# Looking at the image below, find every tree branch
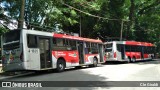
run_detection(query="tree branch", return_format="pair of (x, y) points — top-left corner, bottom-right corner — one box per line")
(138, 0), (160, 15)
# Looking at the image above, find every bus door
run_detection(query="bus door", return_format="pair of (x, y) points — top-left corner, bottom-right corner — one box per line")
(121, 45), (125, 59)
(39, 37), (52, 69)
(27, 34), (40, 70)
(98, 44), (104, 62)
(77, 41), (85, 64)
(117, 44), (125, 60)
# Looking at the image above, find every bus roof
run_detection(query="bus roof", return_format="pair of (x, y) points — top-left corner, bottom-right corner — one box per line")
(53, 33), (102, 43)
(104, 41), (154, 46)
(125, 41), (154, 46)
(20, 29), (102, 43)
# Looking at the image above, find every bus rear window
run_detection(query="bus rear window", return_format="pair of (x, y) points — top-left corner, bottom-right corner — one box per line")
(105, 43), (113, 52)
(3, 30), (20, 43)
(105, 48), (112, 52)
(106, 43), (113, 48)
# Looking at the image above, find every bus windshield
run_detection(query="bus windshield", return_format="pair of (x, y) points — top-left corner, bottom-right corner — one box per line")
(3, 30), (20, 43)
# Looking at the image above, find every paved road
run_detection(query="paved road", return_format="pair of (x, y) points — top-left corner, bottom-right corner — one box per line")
(0, 59), (160, 90)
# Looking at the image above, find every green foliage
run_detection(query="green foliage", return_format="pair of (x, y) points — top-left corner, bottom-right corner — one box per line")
(0, 0), (160, 52)
(0, 27), (8, 35)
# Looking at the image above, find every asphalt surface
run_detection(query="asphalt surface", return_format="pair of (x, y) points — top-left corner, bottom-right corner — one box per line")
(0, 59), (160, 90)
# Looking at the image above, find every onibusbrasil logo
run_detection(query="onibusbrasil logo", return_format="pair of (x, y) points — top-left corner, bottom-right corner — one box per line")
(2, 82), (42, 87)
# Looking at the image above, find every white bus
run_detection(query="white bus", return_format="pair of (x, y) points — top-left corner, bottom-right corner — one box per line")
(104, 41), (155, 62)
(1, 29), (105, 72)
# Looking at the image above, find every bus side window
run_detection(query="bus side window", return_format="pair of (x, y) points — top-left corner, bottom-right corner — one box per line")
(131, 46), (136, 52)
(90, 43), (98, 54)
(65, 39), (69, 46)
(27, 35), (37, 48)
(85, 42), (90, 54)
(69, 40), (77, 50)
(144, 46), (147, 53)
(53, 38), (57, 45)
(125, 45), (130, 52)
(56, 38), (63, 46)
(137, 46), (141, 52)
(117, 44), (121, 52)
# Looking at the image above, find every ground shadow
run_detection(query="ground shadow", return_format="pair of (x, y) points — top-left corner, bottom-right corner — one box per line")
(132, 59), (160, 65)
(102, 59), (160, 65)
(0, 65), (112, 90)
(0, 65), (106, 80)
(103, 61), (127, 65)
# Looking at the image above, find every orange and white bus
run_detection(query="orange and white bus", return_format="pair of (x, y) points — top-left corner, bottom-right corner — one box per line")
(104, 41), (155, 62)
(1, 29), (105, 72)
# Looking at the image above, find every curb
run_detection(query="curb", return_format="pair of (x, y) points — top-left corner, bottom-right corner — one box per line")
(0, 66), (2, 74)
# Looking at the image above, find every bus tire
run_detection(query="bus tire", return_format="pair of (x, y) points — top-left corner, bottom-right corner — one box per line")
(127, 57), (131, 63)
(56, 59), (66, 72)
(131, 57), (136, 63)
(151, 55), (154, 60)
(93, 57), (98, 67)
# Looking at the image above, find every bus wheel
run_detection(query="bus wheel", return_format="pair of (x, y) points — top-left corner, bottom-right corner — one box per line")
(131, 57), (136, 63)
(93, 58), (98, 67)
(151, 55), (154, 60)
(56, 59), (65, 72)
(127, 57), (131, 63)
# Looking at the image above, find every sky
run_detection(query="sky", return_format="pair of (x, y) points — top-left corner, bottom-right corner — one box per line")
(0, 2), (27, 30)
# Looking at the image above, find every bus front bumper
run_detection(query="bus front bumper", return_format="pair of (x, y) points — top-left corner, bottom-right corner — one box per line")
(2, 63), (24, 72)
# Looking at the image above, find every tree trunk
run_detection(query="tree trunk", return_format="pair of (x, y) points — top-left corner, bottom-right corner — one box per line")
(18, 0), (25, 29)
(126, 0), (135, 40)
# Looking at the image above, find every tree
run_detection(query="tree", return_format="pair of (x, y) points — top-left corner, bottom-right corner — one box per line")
(0, 6), (9, 33)
(0, 0), (159, 50)
(18, 0), (25, 29)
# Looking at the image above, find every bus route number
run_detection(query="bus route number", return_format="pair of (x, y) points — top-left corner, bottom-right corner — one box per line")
(29, 49), (38, 54)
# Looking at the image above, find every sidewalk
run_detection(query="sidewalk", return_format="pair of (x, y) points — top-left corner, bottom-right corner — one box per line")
(0, 64), (2, 73)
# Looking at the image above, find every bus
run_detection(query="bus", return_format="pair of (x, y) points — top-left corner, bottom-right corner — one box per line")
(1, 29), (105, 72)
(104, 41), (155, 62)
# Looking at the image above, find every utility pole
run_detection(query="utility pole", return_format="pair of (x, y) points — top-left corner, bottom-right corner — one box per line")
(120, 20), (124, 41)
(79, 6), (82, 37)
(18, 0), (25, 29)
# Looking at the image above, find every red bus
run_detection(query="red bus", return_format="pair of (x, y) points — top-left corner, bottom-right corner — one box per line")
(1, 29), (105, 72)
(104, 41), (155, 62)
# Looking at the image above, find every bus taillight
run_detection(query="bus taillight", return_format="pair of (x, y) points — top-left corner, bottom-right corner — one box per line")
(114, 52), (117, 58)
(20, 52), (23, 61)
